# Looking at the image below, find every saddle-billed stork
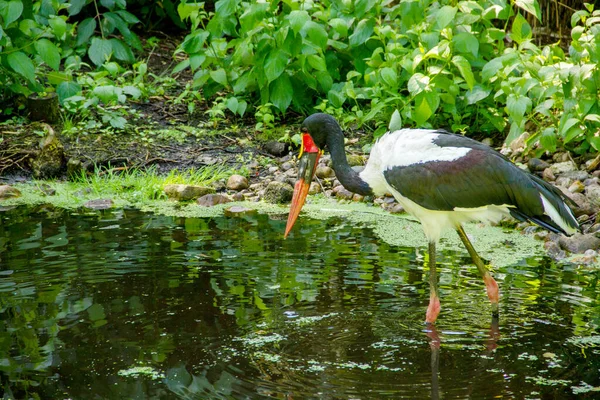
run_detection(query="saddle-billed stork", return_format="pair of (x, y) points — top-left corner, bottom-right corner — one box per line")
(285, 113), (579, 324)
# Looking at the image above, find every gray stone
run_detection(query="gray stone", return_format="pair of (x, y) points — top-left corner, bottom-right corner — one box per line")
(309, 181), (321, 195)
(544, 241), (566, 260)
(227, 174), (249, 191)
(542, 168), (556, 181)
(263, 181), (293, 204)
(30, 130), (64, 179)
(527, 158), (550, 172)
(164, 184), (215, 201)
(550, 161), (578, 175)
(0, 185), (21, 200)
(197, 194), (232, 207)
(232, 192), (244, 201)
(336, 188), (354, 200)
(84, 199), (113, 210)
(568, 181), (585, 193)
(224, 205), (257, 217)
(281, 161), (294, 171)
(316, 165), (335, 179)
(559, 233), (600, 253)
(263, 141), (289, 156)
(562, 170), (590, 182)
(67, 158), (84, 177)
(584, 184), (600, 208)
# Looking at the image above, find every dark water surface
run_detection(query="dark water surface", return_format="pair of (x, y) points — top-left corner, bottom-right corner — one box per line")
(1, 205), (599, 399)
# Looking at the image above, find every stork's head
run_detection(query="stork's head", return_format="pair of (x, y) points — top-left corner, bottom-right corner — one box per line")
(284, 114), (337, 238)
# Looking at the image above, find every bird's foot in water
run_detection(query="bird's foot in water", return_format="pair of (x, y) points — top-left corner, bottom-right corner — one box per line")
(483, 274), (499, 317)
(425, 294), (441, 324)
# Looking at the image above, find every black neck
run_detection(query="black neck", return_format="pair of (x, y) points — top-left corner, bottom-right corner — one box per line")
(326, 126), (373, 196)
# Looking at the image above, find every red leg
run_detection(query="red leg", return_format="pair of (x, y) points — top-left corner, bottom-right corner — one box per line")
(426, 241), (441, 324)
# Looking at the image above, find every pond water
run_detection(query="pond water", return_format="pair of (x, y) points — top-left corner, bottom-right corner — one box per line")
(1, 205), (599, 399)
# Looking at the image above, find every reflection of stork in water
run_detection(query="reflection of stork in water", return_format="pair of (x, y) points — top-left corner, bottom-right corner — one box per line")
(285, 113), (580, 323)
(426, 317), (500, 399)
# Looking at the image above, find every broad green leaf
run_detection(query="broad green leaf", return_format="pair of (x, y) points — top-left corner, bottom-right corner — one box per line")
(233, 72), (253, 94)
(413, 91), (439, 125)
(436, 6), (457, 29)
(210, 68), (228, 85)
(349, 18), (375, 47)
(77, 18), (97, 47)
(264, 49), (288, 82)
(49, 16), (67, 39)
(0, 0), (23, 26)
(316, 71), (333, 92)
(564, 126), (584, 143)
(7, 51), (35, 83)
(584, 114), (600, 123)
(481, 57), (503, 82)
(57, 81), (81, 103)
(379, 67), (397, 87)
(304, 21), (328, 49)
(100, 0), (115, 10)
(215, 0), (238, 16)
(123, 85), (141, 99)
(329, 18), (348, 38)
(181, 30), (209, 54)
(451, 55), (475, 89)
(68, 0), (86, 15)
(355, 0), (376, 18)
(539, 127), (557, 152)
(506, 94), (531, 124)
(515, 0), (541, 21)
(465, 86), (490, 105)
(327, 89), (346, 108)
(115, 10), (140, 24)
(388, 109), (402, 131)
(172, 59), (189, 74)
(452, 32), (479, 57)
(560, 117), (580, 137)
(288, 10), (310, 34)
(307, 54), (326, 71)
(46, 70), (69, 85)
(88, 37), (112, 66)
(93, 85), (120, 103)
(189, 54), (206, 70)
(407, 73), (429, 95)
(34, 38), (60, 70)
(226, 96), (239, 114)
(511, 13), (532, 44)
(270, 74), (293, 111)
(109, 38), (134, 63)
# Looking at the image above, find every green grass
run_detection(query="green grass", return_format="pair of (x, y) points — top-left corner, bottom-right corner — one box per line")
(68, 164), (235, 203)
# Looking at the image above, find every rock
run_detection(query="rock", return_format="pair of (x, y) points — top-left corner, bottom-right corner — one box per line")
(346, 154), (364, 167)
(227, 174), (249, 191)
(0, 185), (21, 200)
(571, 250), (598, 264)
(559, 233), (600, 253)
(481, 138), (494, 147)
(568, 181), (585, 193)
(268, 166), (279, 174)
(352, 193), (365, 202)
(67, 158), (84, 177)
(528, 158), (550, 172)
(584, 184), (600, 208)
(30, 127), (64, 179)
(316, 165), (335, 179)
(281, 161), (294, 171)
(224, 205), (257, 217)
(549, 161), (578, 175)
(84, 199), (113, 210)
(562, 170), (590, 182)
(336, 188), (354, 200)
(544, 241), (566, 260)
(212, 179), (226, 192)
(387, 203), (405, 214)
(555, 177), (572, 188)
(263, 141), (289, 157)
(562, 190), (596, 216)
(285, 168), (297, 177)
(542, 168), (556, 181)
(197, 193), (232, 207)
(308, 182), (321, 195)
(232, 192), (244, 201)
(263, 181), (293, 204)
(164, 184), (215, 201)
(552, 152), (570, 163)
(38, 184), (56, 196)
